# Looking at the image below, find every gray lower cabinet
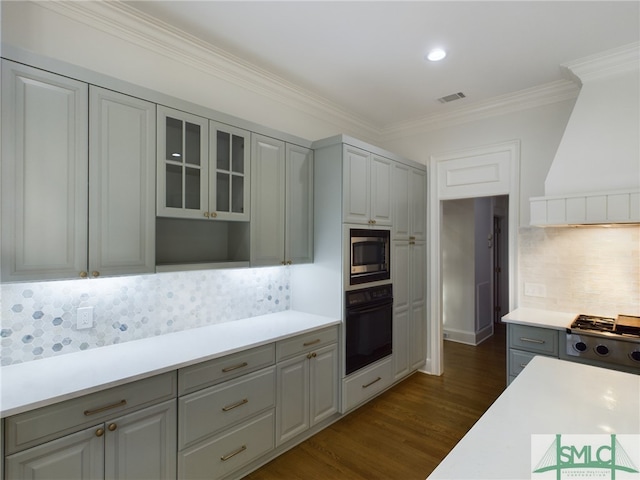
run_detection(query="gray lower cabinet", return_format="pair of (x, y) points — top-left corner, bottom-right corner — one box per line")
(275, 341), (339, 446)
(507, 323), (559, 384)
(4, 373), (177, 480)
(177, 345), (277, 480)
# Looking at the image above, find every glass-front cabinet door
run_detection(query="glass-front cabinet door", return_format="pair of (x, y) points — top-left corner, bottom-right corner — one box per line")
(209, 121), (250, 221)
(157, 106), (208, 218)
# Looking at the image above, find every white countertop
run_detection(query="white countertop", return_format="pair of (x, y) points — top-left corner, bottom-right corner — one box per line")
(501, 307), (577, 330)
(427, 356), (640, 480)
(0, 310), (339, 418)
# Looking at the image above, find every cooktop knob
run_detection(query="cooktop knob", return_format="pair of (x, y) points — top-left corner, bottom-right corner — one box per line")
(630, 351), (640, 362)
(574, 341), (587, 352)
(595, 344), (609, 356)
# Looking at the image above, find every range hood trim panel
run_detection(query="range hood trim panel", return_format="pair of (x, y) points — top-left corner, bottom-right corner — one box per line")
(531, 43), (640, 227)
(530, 189), (640, 226)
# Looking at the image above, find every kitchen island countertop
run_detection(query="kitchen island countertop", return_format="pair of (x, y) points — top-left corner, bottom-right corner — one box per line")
(0, 310), (339, 418)
(427, 355), (640, 479)
(501, 307), (577, 330)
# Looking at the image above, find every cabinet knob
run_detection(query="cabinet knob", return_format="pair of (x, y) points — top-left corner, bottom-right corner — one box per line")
(211, 212), (217, 218)
(80, 271), (88, 279)
(108, 423), (117, 432)
(95, 428), (105, 437)
(91, 271), (100, 278)
(204, 212), (210, 218)
(286, 260), (293, 265)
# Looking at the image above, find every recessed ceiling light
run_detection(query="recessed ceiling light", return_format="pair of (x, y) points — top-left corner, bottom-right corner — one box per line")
(426, 48), (447, 62)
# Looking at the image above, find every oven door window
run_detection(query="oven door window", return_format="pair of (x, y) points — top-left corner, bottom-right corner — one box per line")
(346, 301), (393, 375)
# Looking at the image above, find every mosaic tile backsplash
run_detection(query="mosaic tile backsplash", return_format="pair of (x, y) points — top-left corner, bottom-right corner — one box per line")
(1, 267), (290, 365)
(518, 226), (640, 316)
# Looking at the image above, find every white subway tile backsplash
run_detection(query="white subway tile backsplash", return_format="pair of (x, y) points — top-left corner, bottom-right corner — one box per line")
(518, 226), (640, 317)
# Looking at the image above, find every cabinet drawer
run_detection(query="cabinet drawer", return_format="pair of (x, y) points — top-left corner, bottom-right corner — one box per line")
(179, 344), (275, 395)
(276, 326), (338, 361)
(509, 349), (539, 377)
(178, 367), (275, 449)
(178, 410), (274, 480)
(5, 372), (177, 455)
(508, 324), (558, 356)
(342, 357), (392, 413)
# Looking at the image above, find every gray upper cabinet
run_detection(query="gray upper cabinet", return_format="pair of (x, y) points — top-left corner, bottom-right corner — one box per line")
(156, 106), (209, 219)
(1, 60), (89, 282)
(285, 143), (314, 265)
(89, 86), (156, 277)
(209, 121), (251, 222)
(1, 60), (156, 282)
(251, 135), (313, 267)
(156, 107), (251, 222)
(343, 145), (392, 226)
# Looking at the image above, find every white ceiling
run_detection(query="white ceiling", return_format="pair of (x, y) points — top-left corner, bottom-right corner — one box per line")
(125, 1), (639, 130)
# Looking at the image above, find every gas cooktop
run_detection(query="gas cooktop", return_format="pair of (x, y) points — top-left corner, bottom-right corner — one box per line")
(569, 314), (640, 339)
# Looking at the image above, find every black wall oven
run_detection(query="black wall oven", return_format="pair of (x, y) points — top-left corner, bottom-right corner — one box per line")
(349, 228), (390, 285)
(345, 284), (393, 375)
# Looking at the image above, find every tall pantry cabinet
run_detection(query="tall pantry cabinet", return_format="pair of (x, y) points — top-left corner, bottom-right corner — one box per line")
(1, 60), (156, 282)
(309, 135), (427, 412)
(392, 164), (427, 379)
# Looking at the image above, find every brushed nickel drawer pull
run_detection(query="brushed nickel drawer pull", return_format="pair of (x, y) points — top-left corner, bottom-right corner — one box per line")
(84, 399), (127, 416)
(303, 339), (321, 347)
(221, 445), (246, 461)
(222, 362), (248, 373)
(362, 377), (382, 389)
(520, 337), (545, 344)
(222, 398), (249, 412)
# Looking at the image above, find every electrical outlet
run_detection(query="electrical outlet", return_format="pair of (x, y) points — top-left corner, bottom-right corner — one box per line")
(77, 306), (94, 330)
(524, 283), (547, 298)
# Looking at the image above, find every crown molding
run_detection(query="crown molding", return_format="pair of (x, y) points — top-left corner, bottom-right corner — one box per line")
(380, 79), (580, 142)
(39, 0), (381, 140)
(38, 0), (582, 142)
(563, 42), (640, 83)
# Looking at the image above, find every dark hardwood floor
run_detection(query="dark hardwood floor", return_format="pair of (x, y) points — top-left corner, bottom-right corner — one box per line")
(244, 323), (506, 480)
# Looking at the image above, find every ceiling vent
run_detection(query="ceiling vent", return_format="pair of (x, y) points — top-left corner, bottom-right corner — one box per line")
(438, 92), (466, 103)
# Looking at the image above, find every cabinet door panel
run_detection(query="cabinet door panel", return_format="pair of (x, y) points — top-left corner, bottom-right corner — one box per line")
(157, 106), (208, 218)
(409, 301), (426, 370)
(251, 134), (285, 266)
(310, 344), (338, 425)
(6, 426), (104, 480)
(89, 86), (156, 277)
(105, 400), (177, 480)
(1, 60), (88, 281)
(285, 144), (314, 264)
(209, 121), (250, 221)
(410, 168), (427, 240)
(370, 155), (393, 226)
(276, 356), (309, 446)
(393, 307), (410, 379)
(393, 164), (410, 239)
(342, 145), (370, 224)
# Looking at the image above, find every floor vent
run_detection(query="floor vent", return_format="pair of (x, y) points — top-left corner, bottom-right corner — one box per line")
(438, 92), (466, 103)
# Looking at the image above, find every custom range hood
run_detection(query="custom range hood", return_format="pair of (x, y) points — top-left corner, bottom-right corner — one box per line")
(530, 43), (640, 226)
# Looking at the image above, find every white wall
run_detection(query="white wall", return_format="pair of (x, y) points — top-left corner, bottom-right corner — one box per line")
(381, 100), (576, 227)
(441, 199), (475, 341)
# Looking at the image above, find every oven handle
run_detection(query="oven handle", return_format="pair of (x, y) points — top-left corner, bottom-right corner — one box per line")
(347, 300), (393, 316)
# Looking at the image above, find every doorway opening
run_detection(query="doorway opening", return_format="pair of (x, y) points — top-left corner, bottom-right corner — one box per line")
(441, 195), (509, 346)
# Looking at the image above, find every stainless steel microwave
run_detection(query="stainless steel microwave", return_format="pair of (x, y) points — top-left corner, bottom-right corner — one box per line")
(349, 228), (390, 285)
